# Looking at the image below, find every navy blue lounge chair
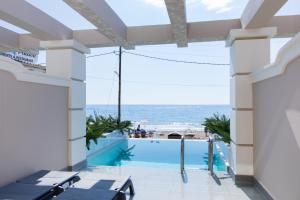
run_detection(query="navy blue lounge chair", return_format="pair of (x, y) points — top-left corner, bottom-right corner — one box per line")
(54, 188), (121, 200)
(17, 170), (79, 187)
(55, 172), (134, 200)
(0, 170), (135, 200)
(0, 183), (53, 200)
(0, 170), (79, 200)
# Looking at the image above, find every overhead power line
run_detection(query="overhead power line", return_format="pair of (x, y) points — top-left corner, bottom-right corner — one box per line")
(86, 51), (116, 58)
(40, 50), (230, 66)
(135, 49), (226, 58)
(84, 50), (230, 66)
(122, 51), (230, 66)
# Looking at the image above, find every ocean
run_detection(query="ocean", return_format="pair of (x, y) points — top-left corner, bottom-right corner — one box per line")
(86, 105), (230, 130)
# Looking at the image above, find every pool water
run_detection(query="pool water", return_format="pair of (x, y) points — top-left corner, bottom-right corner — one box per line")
(88, 139), (226, 171)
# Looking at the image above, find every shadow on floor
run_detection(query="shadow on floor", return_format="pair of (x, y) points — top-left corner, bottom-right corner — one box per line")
(181, 170), (188, 184)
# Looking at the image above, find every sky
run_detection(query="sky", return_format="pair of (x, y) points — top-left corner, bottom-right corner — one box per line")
(1, 0), (298, 105)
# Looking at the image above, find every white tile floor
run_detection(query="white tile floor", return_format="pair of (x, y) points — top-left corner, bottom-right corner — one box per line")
(86, 166), (266, 200)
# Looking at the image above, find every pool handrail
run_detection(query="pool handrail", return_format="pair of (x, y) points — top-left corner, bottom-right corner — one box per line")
(180, 136), (185, 174)
(208, 134), (215, 175)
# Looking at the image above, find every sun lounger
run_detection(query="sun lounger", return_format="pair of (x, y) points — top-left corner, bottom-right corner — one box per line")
(0, 170), (80, 200)
(0, 170), (134, 200)
(54, 172), (134, 200)
(77, 172), (135, 195)
(17, 170), (79, 188)
(0, 183), (54, 200)
(0, 170), (135, 200)
(0, 193), (34, 200)
(53, 188), (123, 200)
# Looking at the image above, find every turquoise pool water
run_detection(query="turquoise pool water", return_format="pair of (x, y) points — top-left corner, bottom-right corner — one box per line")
(88, 139), (226, 171)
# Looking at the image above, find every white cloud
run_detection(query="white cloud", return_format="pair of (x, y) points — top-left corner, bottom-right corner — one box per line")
(141, 0), (233, 13)
(200, 0), (233, 12)
(216, 6), (233, 13)
(142, 0), (165, 8)
(187, 0), (234, 13)
(186, 0), (202, 7)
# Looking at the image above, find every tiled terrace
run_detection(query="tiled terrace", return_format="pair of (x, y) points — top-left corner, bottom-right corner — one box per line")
(85, 166), (266, 200)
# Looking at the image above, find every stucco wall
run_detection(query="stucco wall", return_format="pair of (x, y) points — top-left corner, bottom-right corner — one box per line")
(253, 57), (300, 199)
(0, 70), (68, 187)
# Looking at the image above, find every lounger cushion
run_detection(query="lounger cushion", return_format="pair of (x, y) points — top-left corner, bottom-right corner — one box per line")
(17, 170), (78, 181)
(54, 188), (118, 200)
(0, 193), (33, 200)
(0, 171), (80, 200)
(79, 173), (130, 183)
(72, 179), (124, 191)
(29, 170), (78, 178)
(18, 177), (69, 186)
(17, 170), (78, 186)
(77, 173), (130, 191)
(0, 183), (52, 199)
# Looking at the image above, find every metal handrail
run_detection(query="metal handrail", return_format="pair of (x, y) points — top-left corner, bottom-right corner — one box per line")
(180, 136), (185, 174)
(208, 134), (214, 175)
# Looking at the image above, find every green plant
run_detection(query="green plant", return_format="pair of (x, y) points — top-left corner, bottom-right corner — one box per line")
(202, 113), (230, 143)
(85, 113), (132, 150)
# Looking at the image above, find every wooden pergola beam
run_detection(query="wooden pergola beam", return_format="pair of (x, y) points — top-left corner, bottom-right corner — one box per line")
(0, 0), (72, 40)
(2, 16), (300, 51)
(241, 0), (287, 29)
(164, 0), (188, 47)
(63, 0), (133, 49)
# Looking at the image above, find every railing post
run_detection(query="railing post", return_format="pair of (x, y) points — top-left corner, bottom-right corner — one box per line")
(180, 136), (185, 173)
(208, 134), (214, 175)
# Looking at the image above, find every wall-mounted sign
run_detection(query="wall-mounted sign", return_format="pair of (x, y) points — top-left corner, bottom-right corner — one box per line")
(0, 51), (38, 65)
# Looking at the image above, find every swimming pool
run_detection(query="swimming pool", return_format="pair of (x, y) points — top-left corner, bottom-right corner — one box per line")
(87, 139), (227, 171)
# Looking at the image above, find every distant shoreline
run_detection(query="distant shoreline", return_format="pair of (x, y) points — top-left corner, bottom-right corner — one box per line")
(128, 129), (208, 140)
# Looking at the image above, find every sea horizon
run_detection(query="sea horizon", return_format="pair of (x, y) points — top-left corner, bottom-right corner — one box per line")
(86, 104), (230, 130)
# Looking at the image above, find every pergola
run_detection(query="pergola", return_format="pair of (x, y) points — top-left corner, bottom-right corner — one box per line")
(0, 0), (298, 51)
(0, 0), (298, 186)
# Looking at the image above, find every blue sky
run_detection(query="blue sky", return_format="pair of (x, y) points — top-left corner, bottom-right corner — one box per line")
(1, 0), (297, 105)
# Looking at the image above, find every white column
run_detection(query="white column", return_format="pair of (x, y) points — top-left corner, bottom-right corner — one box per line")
(226, 27), (276, 183)
(41, 40), (90, 170)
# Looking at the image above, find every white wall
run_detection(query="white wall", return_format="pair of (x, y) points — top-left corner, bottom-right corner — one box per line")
(0, 69), (69, 187)
(253, 57), (300, 199)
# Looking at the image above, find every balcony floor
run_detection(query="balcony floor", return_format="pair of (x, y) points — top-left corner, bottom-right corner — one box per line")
(85, 166), (266, 200)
